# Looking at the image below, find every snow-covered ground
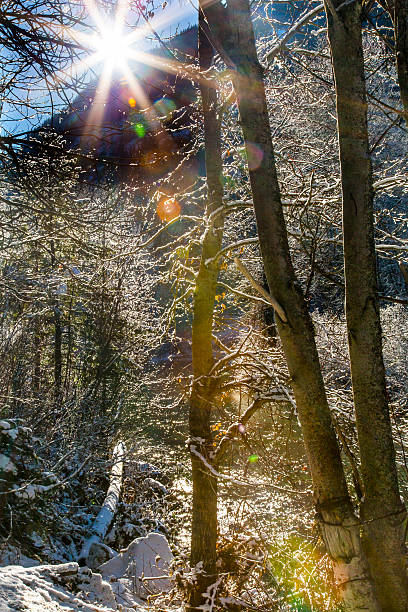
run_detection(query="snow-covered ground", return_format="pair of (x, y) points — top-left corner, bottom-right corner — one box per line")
(0, 562), (119, 611)
(0, 534), (174, 611)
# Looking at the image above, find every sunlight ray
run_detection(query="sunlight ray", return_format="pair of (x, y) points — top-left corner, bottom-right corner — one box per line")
(120, 63), (176, 175)
(119, 64), (152, 112)
(39, 1), (201, 109)
(83, 0), (107, 34)
(125, 49), (217, 93)
(113, 0), (130, 34)
(120, 63), (164, 138)
(82, 61), (114, 148)
(43, 0), (209, 156)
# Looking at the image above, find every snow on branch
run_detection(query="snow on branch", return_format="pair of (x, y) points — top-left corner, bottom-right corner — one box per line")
(233, 257), (287, 322)
(266, 4), (325, 64)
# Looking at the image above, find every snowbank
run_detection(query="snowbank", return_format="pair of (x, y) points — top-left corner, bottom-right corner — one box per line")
(0, 533), (174, 611)
(99, 533), (173, 603)
(0, 562), (142, 611)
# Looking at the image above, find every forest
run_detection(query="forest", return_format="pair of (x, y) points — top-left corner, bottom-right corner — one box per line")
(0, 0), (408, 610)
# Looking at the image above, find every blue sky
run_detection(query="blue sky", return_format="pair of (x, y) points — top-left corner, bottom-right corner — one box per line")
(0, 0), (198, 136)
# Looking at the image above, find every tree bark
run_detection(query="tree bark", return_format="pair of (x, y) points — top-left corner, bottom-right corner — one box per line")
(33, 316), (42, 395)
(50, 241), (62, 407)
(378, 0), (408, 119)
(202, 0), (380, 608)
(394, 0), (408, 119)
(187, 12), (224, 610)
(325, 2), (408, 609)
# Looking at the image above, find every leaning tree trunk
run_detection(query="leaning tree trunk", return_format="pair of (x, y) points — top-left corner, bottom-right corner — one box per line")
(202, 0), (380, 608)
(187, 12), (225, 610)
(325, 2), (408, 609)
(78, 441), (125, 569)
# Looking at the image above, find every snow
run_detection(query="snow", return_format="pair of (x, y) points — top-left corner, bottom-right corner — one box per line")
(90, 443), (125, 539)
(1, 427), (18, 440)
(0, 563), (147, 611)
(98, 533), (173, 602)
(144, 478), (168, 495)
(13, 483), (47, 499)
(79, 443), (125, 568)
(135, 462), (162, 477)
(0, 547), (40, 569)
(0, 535), (174, 611)
(0, 454), (17, 474)
(196, 578), (222, 612)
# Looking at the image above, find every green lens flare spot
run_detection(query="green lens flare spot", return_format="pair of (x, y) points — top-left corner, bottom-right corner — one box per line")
(134, 122), (146, 138)
(249, 454), (259, 463)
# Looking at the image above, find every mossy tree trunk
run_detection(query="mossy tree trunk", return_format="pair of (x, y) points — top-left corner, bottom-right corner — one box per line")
(326, 1), (408, 609)
(187, 11), (225, 610)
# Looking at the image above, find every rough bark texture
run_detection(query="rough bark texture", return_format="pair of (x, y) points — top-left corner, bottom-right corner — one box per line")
(202, 0), (380, 608)
(326, 2), (408, 609)
(33, 317), (42, 395)
(394, 0), (408, 118)
(187, 13), (224, 610)
(50, 240), (62, 406)
(377, 0), (408, 120)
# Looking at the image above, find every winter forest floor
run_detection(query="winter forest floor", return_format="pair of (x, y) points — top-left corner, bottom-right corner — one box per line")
(0, 353), (332, 611)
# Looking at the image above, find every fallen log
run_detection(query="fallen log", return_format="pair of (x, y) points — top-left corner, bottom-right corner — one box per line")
(78, 441), (126, 569)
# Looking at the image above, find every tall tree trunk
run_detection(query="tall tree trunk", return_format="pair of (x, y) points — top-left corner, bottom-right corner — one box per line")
(33, 316), (42, 395)
(203, 0), (380, 608)
(33, 252), (41, 395)
(63, 295), (73, 394)
(50, 241), (62, 407)
(187, 12), (224, 610)
(378, 0), (408, 120)
(394, 0), (408, 118)
(325, 2), (408, 609)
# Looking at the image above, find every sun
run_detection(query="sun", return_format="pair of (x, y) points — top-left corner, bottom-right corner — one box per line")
(91, 27), (133, 70)
(60, 0), (194, 144)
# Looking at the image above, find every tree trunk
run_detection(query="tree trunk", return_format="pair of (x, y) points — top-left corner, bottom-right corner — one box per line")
(325, 2), (408, 609)
(78, 442), (125, 569)
(33, 316), (42, 395)
(202, 0), (380, 607)
(33, 252), (42, 395)
(50, 241), (62, 407)
(54, 306), (62, 404)
(187, 12), (224, 610)
(394, 0), (408, 118)
(378, 0), (408, 120)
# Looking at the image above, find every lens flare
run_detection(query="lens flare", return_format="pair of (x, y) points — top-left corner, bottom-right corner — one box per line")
(156, 195), (181, 223)
(134, 122), (146, 138)
(239, 142), (264, 170)
(153, 97), (176, 119)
